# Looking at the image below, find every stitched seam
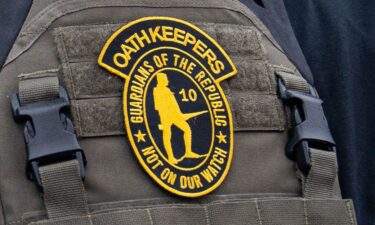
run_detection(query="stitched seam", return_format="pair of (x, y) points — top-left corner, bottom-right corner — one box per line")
(264, 63), (274, 95)
(304, 163), (312, 198)
(146, 209), (154, 225)
(204, 206), (210, 225)
(58, 29), (84, 136)
(90, 193), (299, 211)
(328, 153), (338, 199)
(303, 199), (309, 225)
(23, 0), (67, 31)
(75, 101), (84, 136)
(59, 31), (77, 99)
(270, 90), (284, 131)
(23, 19), (257, 35)
(346, 201), (355, 225)
(254, 199), (263, 225)
(87, 214), (93, 225)
(23, 1), (218, 35)
(48, 20), (256, 32)
(69, 95), (284, 136)
(18, 68), (59, 78)
(7, 220), (22, 225)
(62, 23), (262, 63)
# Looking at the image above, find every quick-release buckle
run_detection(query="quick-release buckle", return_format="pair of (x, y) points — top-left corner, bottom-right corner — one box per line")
(11, 87), (86, 190)
(277, 77), (336, 175)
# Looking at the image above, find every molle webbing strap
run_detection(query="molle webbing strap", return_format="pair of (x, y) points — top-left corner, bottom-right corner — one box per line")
(18, 73), (59, 105)
(40, 160), (89, 218)
(300, 149), (338, 199)
(17, 73), (89, 219)
(276, 71), (310, 93)
(28, 198), (357, 225)
(276, 71), (339, 199)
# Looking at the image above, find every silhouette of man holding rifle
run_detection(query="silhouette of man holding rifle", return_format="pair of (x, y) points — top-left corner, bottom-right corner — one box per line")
(153, 72), (207, 165)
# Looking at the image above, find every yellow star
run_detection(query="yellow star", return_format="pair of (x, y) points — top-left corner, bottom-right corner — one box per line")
(134, 130), (146, 143)
(216, 131), (227, 144)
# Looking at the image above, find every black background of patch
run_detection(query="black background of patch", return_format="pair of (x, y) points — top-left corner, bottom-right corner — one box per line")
(126, 48), (231, 193)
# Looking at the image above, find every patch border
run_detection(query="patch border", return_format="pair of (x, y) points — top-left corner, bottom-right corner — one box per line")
(98, 16), (237, 82)
(98, 16), (236, 197)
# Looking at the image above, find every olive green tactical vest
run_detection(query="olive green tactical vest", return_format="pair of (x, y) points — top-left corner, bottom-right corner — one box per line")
(0, 0), (357, 224)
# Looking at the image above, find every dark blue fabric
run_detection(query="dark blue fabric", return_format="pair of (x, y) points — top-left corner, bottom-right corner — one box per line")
(283, 1), (375, 225)
(240, 0), (314, 84)
(0, 0), (31, 70)
(243, 1), (375, 224)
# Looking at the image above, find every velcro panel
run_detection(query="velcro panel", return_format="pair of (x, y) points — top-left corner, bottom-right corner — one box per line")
(71, 98), (123, 137)
(230, 57), (276, 93)
(64, 62), (123, 99)
(54, 23), (285, 137)
(227, 91), (285, 131)
(214, 24), (265, 59)
(28, 199), (357, 225)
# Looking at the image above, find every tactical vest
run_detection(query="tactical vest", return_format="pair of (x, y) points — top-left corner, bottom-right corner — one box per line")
(0, 0), (357, 224)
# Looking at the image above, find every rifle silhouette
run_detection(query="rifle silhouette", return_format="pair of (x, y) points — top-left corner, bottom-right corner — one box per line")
(158, 110), (208, 130)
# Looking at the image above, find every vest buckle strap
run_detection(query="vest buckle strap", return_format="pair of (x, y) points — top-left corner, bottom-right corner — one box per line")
(277, 77), (336, 175)
(11, 87), (86, 190)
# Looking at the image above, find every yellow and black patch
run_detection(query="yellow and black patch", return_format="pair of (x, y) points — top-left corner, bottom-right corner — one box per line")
(98, 17), (237, 197)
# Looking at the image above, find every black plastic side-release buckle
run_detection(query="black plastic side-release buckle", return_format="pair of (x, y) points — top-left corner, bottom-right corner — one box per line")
(11, 87), (86, 190)
(277, 78), (336, 175)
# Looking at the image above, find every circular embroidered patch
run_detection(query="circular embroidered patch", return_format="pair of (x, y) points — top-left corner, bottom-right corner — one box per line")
(98, 17), (237, 197)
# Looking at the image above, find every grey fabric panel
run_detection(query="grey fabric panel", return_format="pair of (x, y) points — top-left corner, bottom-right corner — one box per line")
(54, 23), (285, 136)
(71, 98), (124, 137)
(208, 201), (259, 224)
(54, 22), (268, 95)
(230, 57), (275, 93)
(214, 24), (265, 59)
(306, 200), (356, 225)
(54, 25), (117, 62)
(62, 58), (275, 99)
(69, 92), (284, 137)
(6, 0), (283, 67)
(29, 217), (92, 225)
(28, 199), (357, 225)
(18, 73), (59, 105)
(92, 209), (151, 225)
(61, 62), (123, 99)
(54, 23), (262, 62)
(39, 160), (89, 218)
(227, 92), (284, 131)
(150, 207), (206, 225)
(259, 200), (305, 225)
